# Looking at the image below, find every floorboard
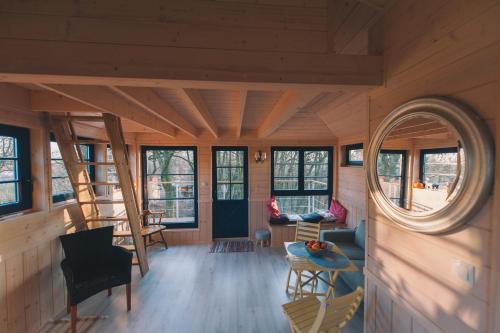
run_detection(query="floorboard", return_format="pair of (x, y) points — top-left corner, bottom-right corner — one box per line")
(40, 245), (364, 333)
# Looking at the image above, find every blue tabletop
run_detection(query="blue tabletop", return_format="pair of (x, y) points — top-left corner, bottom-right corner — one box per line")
(287, 242), (350, 270)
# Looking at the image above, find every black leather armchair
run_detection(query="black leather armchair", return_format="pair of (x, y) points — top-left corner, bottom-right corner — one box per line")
(59, 226), (133, 333)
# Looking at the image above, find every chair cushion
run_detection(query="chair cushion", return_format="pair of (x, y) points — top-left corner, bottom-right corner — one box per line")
(255, 230), (271, 240)
(339, 259), (364, 291)
(335, 242), (365, 260)
(354, 220), (366, 250)
(299, 212), (323, 223)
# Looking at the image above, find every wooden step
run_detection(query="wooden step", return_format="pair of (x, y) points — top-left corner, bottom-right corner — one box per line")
(74, 182), (120, 186)
(78, 161), (115, 166)
(118, 244), (136, 252)
(75, 139), (110, 145)
(80, 200), (125, 204)
(86, 216), (129, 222)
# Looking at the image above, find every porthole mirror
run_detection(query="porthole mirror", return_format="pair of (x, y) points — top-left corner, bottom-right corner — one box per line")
(366, 97), (494, 234)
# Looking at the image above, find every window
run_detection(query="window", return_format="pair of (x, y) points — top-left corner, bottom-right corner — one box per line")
(214, 149), (246, 200)
(345, 143), (363, 166)
(0, 124), (31, 215)
(377, 150), (407, 208)
(51, 137), (94, 203)
(142, 146), (198, 228)
(271, 147), (333, 215)
(420, 147), (459, 190)
(105, 145), (120, 193)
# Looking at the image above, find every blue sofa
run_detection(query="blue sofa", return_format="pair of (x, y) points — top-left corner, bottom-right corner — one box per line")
(320, 220), (365, 291)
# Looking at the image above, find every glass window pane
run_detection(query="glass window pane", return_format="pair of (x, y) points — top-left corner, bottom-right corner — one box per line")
(304, 164), (328, 178)
(146, 175), (194, 199)
(147, 199), (195, 224)
(304, 151), (328, 163)
(422, 151), (458, 189)
(0, 182), (18, 205)
(146, 150), (194, 174)
(231, 184), (244, 200)
(274, 163), (299, 177)
(377, 152), (403, 176)
(230, 167), (243, 182)
(52, 177), (73, 195)
(275, 195), (329, 215)
(274, 178), (299, 190)
(51, 160), (68, 178)
(0, 160), (17, 181)
(305, 177), (328, 190)
(349, 149), (363, 163)
(0, 136), (17, 158)
(217, 184), (230, 200)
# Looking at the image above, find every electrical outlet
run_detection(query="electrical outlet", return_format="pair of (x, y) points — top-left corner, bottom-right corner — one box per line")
(453, 259), (475, 286)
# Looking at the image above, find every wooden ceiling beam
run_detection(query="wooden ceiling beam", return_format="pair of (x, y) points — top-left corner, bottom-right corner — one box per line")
(31, 90), (100, 112)
(111, 86), (198, 138)
(178, 89), (219, 138)
(37, 84), (176, 137)
(0, 39), (383, 89)
(236, 90), (248, 138)
(257, 91), (320, 138)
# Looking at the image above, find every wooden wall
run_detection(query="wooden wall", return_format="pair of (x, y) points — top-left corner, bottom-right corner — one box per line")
(336, 136), (368, 228)
(361, 1), (500, 332)
(135, 131), (336, 245)
(0, 84), (88, 333)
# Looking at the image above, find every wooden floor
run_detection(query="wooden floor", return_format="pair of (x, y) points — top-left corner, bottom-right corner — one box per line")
(41, 245), (363, 333)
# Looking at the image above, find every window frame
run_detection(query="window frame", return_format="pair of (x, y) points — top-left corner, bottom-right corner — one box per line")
(378, 149), (407, 208)
(141, 145), (198, 229)
(419, 147), (458, 185)
(0, 124), (32, 216)
(271, 146), (333, 206)
(50, 135), (95, 203)
(345, 143), (364, 166)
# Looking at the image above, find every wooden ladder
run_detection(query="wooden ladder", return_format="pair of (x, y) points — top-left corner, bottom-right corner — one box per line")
(50, 113), (149, 276)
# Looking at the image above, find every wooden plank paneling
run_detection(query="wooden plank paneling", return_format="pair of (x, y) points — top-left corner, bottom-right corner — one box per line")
(5, 256), (25, 333)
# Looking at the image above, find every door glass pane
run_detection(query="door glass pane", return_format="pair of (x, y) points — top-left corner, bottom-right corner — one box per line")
(230, 167), (243, 182)
(217, 184), (230, 200)
(231, 184), (244, 200)
(217, 168), (230, 182)
(216, 151), (232, 167)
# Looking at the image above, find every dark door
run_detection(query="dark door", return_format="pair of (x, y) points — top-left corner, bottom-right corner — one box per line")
(212, 147), (248, 239)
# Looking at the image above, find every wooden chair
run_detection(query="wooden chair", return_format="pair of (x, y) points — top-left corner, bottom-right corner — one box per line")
(282, 287), (364, 333)
(285, 221), (321, 297)
(142, 210), (169, 250)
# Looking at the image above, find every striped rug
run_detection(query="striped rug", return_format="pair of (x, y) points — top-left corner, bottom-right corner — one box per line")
(209, 240), (254, 253)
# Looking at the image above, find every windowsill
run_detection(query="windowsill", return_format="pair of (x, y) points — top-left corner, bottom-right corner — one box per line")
(0, 208), (40, 223)
(165, 227), (200, 232)
(52, 198), (77, 209)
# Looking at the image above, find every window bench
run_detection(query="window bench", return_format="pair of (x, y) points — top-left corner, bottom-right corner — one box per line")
(267, 221), (346, 248)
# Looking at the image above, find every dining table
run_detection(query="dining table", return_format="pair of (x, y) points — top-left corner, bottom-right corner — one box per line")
(284, 241), (357, 300)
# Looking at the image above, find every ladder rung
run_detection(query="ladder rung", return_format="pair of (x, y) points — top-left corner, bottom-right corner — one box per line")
(76, 139), (110, 145)
(86, 216), (129, 222)
(74, 182), (120, 186)
(118, 244), (136, 252)
(80, 200), (125, 204)
(78, 161), (115, 166)
(68, 116), (104, 122)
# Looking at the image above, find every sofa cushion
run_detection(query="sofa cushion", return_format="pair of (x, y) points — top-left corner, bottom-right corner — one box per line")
(335, 242), (365, 260)
(354, 220), (366, 250)
(339, 259), (364, 291)
(269, 214), (290, 225)
(299, 212), (323, 223)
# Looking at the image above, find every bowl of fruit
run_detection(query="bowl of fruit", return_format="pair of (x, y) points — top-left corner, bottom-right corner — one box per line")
(304, 241), (329, 257)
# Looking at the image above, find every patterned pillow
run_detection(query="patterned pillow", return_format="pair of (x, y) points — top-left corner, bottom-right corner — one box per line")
(266, 196), (280, 218)
(329, 199), (347, 224)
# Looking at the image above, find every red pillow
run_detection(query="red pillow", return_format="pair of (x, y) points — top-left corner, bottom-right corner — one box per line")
(329, 199), (347, 224)
(266, 196), (280, 218)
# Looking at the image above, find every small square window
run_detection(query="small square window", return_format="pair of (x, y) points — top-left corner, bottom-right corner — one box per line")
(344, 143), (364, 166)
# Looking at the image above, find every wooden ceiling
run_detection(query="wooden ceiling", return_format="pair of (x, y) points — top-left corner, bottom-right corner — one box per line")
(0, 0), (393, 140)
